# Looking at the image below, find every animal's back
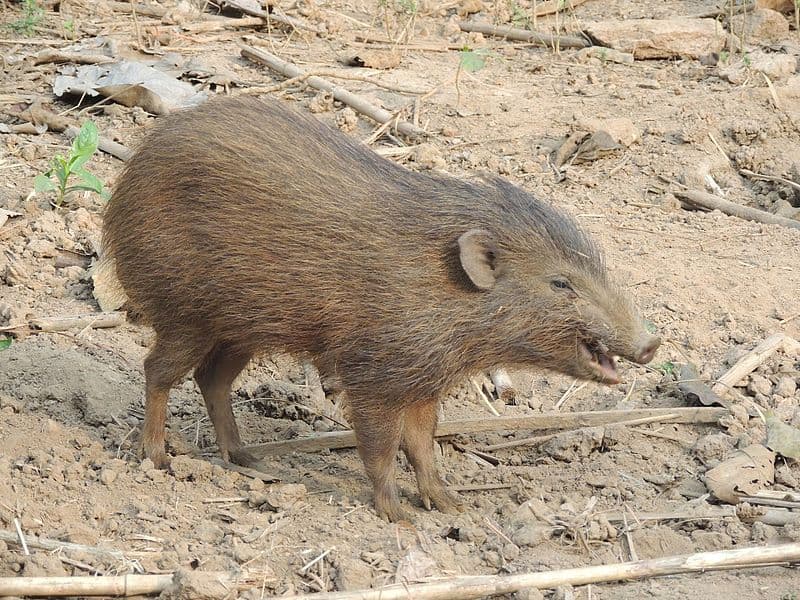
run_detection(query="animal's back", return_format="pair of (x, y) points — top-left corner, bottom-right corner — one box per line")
(103, 97), (433, 355)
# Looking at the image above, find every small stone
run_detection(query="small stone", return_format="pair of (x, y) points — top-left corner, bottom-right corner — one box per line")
(503, 542), (520, 561)
(140, 458), (155, 471)
(194, 520), (225, 544)
(146, 468), (168, 483)
(457, 526), (487, 544)
(413, 144), (446, 171)
(511, 523), (551, 547)
(441, 125), (459, 137)
(553, 585), (575, 600)
(750, 52), (797, 81)
(776, 464), (799, 488)
(264, 483), (306, 511)
(541, 427), (604, 461)
(308, 91), (334, 113)
(99, 468), (118, 485)
(333, 556), (373, 591)
(334, 107), (358, 133)
(775, 375), (797, 397)
(748, 374), (773, 397)
(169, 454), (212, 481)
(693, 433), (735, 463)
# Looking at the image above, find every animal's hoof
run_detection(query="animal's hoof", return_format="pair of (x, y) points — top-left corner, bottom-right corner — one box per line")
(422, 487), (465, 515)
(228, 447), (259, 467)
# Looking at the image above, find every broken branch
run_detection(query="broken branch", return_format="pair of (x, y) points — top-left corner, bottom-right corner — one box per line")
(281, 543), (800, 600)
(240, 46), (426, 138)
(28, 312), (126, 333)
(711, 333), (800, 397)
(243, 407), (726, 457)
(675, 190), (800, 231)
(459, 22), (590, 48)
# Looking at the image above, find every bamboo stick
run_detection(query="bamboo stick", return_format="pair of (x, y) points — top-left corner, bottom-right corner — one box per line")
(0, 574), (173, 597)
(281, 543), (800, 600)
(243, 407), (726, 457)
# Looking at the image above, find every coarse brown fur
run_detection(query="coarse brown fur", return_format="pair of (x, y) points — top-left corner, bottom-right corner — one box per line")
(103, 96), (659, 521)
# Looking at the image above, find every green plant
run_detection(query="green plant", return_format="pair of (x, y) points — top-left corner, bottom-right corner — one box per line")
(63, 17), (75, 38)
(455, 46), (490, 106)
(0, 337), (11, 350)
(509, 1), (530, 28)
(395, 0), (417, 15)
(34, 121), (110, 207)
(458, 46), (489, 73)
(9, 0), (43, 36)
(654, 361), (676, 376)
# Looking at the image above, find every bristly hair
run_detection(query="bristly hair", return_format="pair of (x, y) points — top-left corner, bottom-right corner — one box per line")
(468, 175), (606, 277)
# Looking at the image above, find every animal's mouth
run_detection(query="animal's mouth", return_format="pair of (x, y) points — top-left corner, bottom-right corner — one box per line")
(579, 339), (621, 384)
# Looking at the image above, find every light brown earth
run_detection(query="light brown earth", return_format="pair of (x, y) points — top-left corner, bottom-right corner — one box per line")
(1, 0), (799, 598)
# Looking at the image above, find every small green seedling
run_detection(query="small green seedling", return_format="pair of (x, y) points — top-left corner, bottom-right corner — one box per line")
(654, 361), (676, 376)
(458, 46), (489, 73)
(9, 0), (43, 36)
(0, 337), (11, 350)
(34, 121), (110, 207)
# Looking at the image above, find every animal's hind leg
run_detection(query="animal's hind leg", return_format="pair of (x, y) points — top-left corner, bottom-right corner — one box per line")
(194, 343), (255, 466)
(401, 400), (464, 514)
(143, 335), (207, 468)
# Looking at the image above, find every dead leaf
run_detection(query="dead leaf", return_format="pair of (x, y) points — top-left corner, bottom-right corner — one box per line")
(54, 61), (206, 114)
(704, 444), (775, 504)
(765, 412), (800, 460)
(395, 549), (438, 584)
(677, 363), (730, 408)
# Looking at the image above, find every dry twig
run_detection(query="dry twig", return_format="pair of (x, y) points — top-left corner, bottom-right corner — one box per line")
(280, 543), (800, 600)
(243, 407), (726, 457)
(240, 46), (425, 138)
(712, 333), (800, 397)
(459, 22), (589, 48)
(676, 190), (800, 231)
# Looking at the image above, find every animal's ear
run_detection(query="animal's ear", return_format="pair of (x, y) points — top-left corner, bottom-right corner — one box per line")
(458, 229), (497, 290)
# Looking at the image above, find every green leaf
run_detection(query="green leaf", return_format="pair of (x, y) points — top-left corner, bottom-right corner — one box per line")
(459, 47), (488, 73)
(644, 320), (657, 334)
(0, 337), (11, 350)
(34, 173), (56, 192)
(74, 168), (105, 194)
(654, 361), (676, 375)
(69, 121), (99, 170)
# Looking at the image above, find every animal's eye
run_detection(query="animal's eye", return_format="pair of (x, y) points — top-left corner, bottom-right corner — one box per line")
(551, 278), (573, 292)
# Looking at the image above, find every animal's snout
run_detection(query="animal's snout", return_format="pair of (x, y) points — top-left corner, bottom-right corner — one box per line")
(633, 333), (660, 364)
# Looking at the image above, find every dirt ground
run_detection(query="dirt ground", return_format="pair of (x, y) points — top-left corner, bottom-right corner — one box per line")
(2, 0), (800, 598)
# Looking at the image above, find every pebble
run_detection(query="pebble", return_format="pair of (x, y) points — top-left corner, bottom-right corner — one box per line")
(775, 375), (797, 397)
(99, 468), (118, 485)
(748, 374), (772, 397)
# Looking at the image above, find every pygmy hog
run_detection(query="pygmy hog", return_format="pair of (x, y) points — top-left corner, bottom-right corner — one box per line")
(103, 97), (660, 521)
